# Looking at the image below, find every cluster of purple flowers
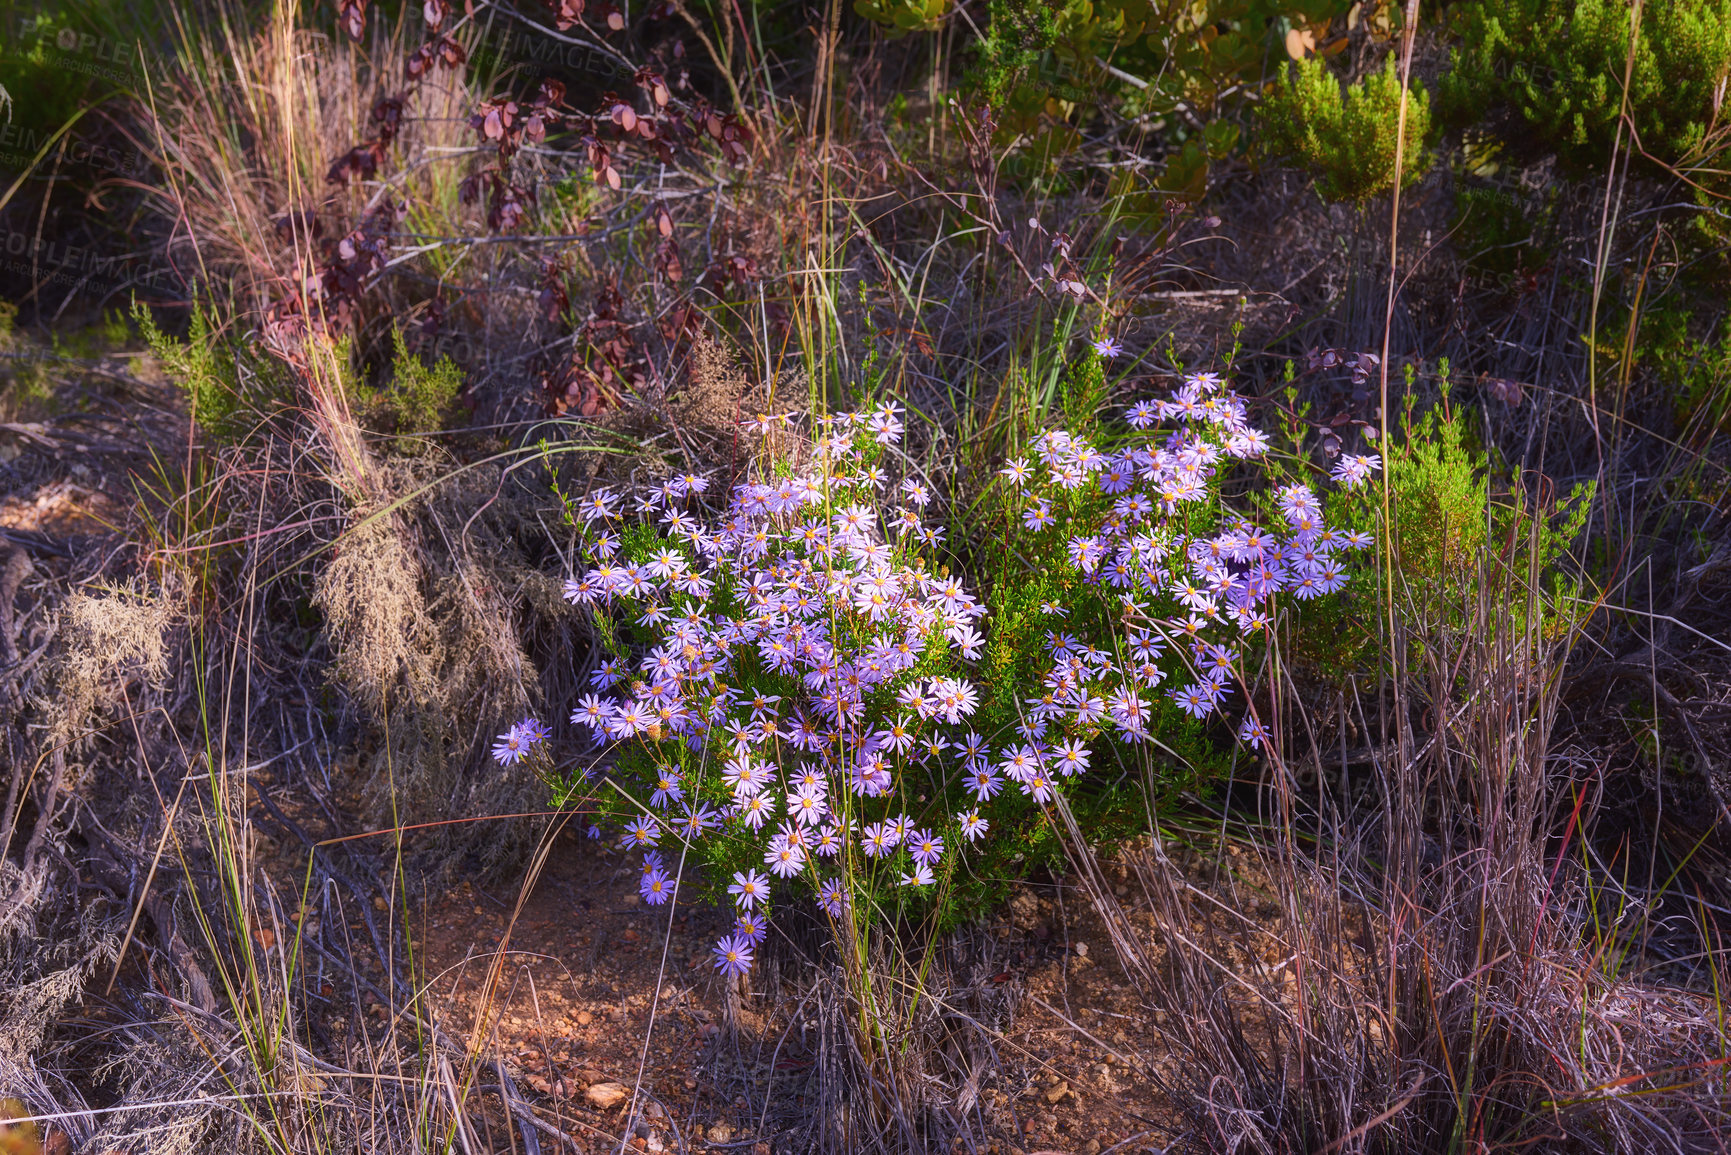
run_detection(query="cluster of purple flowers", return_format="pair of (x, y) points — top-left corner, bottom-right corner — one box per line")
(550, 405), (1001, 975)
(489, 372), (1376, 976)
(1000, 371), (1377, 748)
(491, 717), (549, 765)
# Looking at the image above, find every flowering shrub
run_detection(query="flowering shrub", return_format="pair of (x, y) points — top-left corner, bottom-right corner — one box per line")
(494, 367), (1379, 975)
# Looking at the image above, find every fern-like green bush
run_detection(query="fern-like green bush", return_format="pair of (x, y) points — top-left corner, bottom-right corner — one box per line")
(135, 302), (254, 442)
(1311, 363), (1595, 679)
(1439, 0), (1731, 176)
(1381, 396), (1488, 582)
(1259, 54), (1431, 202)
(370, 328), (464, 441)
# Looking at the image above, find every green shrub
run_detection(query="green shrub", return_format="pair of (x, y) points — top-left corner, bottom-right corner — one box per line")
(857, 0), (1359, 193)
(1439, 0), (1731, 179)
(1381, 390), (1487, 582)
(961, 0), (1357, 110)
(1312, 362), (1595, 678)
(135, 301), (248, 442)
(1630, 306), (1731, 436)
(134, 301), (303, 444)
(369, 328), (464, 441)
(1259, 54), (1431, 202)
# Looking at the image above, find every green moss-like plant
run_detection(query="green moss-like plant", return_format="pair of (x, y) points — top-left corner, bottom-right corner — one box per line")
(1259, 54), (1432, 203)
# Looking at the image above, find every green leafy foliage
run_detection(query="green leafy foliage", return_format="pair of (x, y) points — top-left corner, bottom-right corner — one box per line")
(1259, 54), (1431, 202)
(1315, 362), (1596, 679)
(0, 303), (52, 416)
(366, 328), (465, 441)
(858, 0), (1360, 193)
(134, 301), (255, 442)
(964, 0), (1357, 113)
(1628, 306), (1731, 436)
(1447, 178), (1563, 289)
(965, 0), (1150, 104)
(1439, 0), (1731, 177)
(853, 0), (951, 34)
(3, 2), (128, 135)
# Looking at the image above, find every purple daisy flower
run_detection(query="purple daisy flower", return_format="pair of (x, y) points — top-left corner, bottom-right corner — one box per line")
(491, 725), (531, 766)
(713, 934), (754, 977)
(640, 868), (675, 905)
(728, 869), (770, 910)
(733, 911), (768, 944)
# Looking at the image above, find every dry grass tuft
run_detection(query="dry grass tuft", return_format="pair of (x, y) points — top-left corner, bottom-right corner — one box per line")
(141, 1), (476, 316)
(54, 582), (175, 733)
(311, 512), (433, 718)
(1071, 513), (1731, 1153)
(679, 332), (762, 440)
(312, 477), (551, 875)
(735, 919), (1021, 1154)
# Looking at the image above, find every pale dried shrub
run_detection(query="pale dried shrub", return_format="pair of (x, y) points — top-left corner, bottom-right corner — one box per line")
(0, 954), (107, 1075)
(679, 332), (757, 436)
(311, 512), (434, 716)
(53, 583), (176, 743)
(311, 459), (551, 874)
(1, 582), (173, 1113)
